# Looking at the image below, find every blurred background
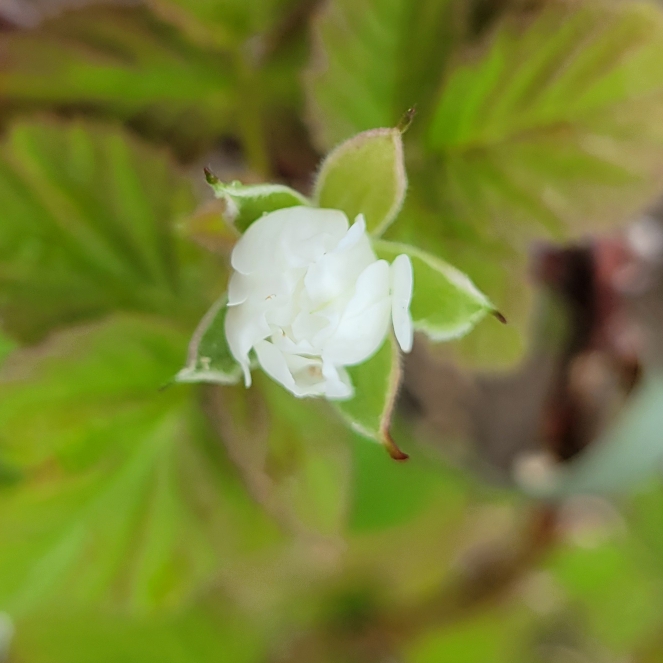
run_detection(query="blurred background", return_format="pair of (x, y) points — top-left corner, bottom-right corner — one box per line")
(4, 0), (663, 661)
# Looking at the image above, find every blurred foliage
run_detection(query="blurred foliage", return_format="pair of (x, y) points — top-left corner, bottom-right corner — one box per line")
(0, 316), (282, 616)
(13, 607), (267, 663)
(308, 0), (663, 365)
(0, 6), (237, 156)
(2, 0), (663, 661)
(146, 0), (300, 49)
(0, 120), (216, 342)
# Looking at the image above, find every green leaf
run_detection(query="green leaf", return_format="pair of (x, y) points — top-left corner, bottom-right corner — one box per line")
(335, 336), (408, 460)
(314, 128), (407, 235)
(428, 3), (663, 151)
(176, 294), (242, 385)
(204, 170), (311, 233)
(422, 1), (663, 242)
(0, 5), (237, 156)
(374, 239), (494, 341)
(305, 0), (455, 149)
(0, 118), (215, 342)
(0, 316), (279, 615)
(388, 204), (531, 368)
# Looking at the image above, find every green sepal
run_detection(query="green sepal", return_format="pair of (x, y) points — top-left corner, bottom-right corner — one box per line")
(335, 335), (408, 461)
(313, 127), (407, 236)
(204, 168), (311, 233)
(175, 293), (242, 385)
(374, 239), (497, 341)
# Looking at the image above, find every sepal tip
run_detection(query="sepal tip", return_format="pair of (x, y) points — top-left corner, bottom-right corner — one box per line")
(493, 311), (507, 325)
(203, 166), (219, 186)
(382, 430), (409, 461)
(397, 106), (416, 134)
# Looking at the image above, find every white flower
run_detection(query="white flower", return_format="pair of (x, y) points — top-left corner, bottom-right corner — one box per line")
(225, 206), (413, 399)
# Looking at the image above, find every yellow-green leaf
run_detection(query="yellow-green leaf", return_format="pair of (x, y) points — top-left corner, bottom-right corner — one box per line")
(374, 239), (495, 342)
(336, 336), (408, 460)
(314, 128), (407, 236)
(176, 294), (242, 385)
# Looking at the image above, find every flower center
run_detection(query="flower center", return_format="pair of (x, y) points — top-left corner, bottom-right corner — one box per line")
(307, 365), (323, 379)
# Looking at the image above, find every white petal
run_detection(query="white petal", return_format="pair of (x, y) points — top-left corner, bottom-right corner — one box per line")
(310, 302), (344, 347)
(390, 254), (414, 353)
(255, 343), (346, 398)
(341, 259), (391, 319)
(304, 216), (376, 305)
(324, 300), (391, 365)
(322, 260), (392, 365)
(264, 291), (298, 328)
(231, 209), (291, 275)
(270, 328), (316, 356)
(227, 272), (250, 306)
(254, 340), (298, 393)
(281, 208), (349, 268)
(334, 214), (366, 252)
(225, 303), (270, 386)
(291, 310), (331, 345)
(321, 361), (353, 400)
(283, 354), (328, 397)
(231, 206), (348, 275)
